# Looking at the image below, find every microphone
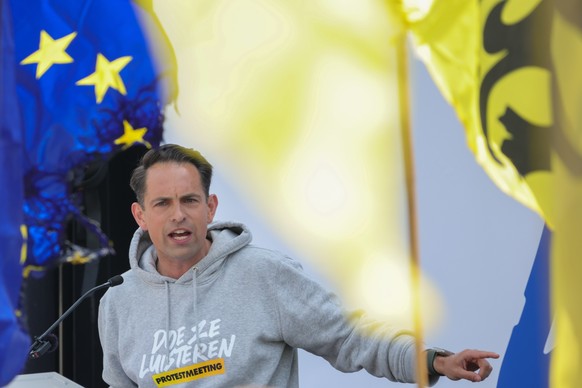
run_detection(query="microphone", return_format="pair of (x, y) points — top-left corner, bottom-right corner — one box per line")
(28, 275), (124, 359)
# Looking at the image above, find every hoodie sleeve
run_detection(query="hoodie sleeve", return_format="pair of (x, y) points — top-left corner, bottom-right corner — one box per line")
(98, 292), (138, 388)
(270, 256), (438, 385)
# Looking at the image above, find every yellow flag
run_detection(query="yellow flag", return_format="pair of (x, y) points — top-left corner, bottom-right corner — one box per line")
(404, 0), (582, 386)
(405, 0), (553, 224)
(143, 0), (443, 332)
(549, 1), (582, 386)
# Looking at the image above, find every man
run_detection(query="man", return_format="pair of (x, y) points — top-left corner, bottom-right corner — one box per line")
(98, 144), (499, 387)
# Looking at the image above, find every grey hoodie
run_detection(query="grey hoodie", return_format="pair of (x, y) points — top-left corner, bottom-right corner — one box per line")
(99, 221), (433, 387)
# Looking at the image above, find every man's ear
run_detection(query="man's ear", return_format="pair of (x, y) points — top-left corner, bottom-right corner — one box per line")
(207, 194), (218, 223)
(131, 202), (147, 230)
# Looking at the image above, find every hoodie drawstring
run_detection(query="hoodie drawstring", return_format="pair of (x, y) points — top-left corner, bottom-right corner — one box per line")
(159, 268), (198, 371)
(192, 267), (198, 337)
(164, 280), (170, 367)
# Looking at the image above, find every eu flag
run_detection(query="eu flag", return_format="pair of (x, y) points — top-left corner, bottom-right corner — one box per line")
(0, 0), (31, 384)
(11, 0), (173, 270)
(2, 0), (173, 383)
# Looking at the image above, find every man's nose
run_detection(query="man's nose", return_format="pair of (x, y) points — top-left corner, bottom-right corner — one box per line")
(170, 204), (186, 222)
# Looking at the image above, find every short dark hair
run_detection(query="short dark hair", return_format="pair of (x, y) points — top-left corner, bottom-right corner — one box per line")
(130, 144), (213, 205)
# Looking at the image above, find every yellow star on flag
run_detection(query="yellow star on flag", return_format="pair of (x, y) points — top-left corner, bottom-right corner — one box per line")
(114, 120), (151, 149)
(20, 30), (77, 79)
(76, 53), (132, 103)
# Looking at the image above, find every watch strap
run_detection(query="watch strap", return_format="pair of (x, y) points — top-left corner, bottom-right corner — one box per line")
(426, 348), (454, 376)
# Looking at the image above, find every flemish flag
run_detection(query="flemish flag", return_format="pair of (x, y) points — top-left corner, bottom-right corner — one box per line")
(404, 0), (582, 387)
(141, 0), (443, 332)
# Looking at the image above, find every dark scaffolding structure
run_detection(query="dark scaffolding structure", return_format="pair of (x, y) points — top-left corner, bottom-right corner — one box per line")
(22, 146), (147, 388)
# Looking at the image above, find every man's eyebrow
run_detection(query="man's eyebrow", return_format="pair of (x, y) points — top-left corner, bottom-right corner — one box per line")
(181, 193), (202, 200)
(147, 192), (202, 203)
(149, 196), (171, 204)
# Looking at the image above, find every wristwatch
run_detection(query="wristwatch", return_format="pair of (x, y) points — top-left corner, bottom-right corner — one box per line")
(426, 348), (454, 376)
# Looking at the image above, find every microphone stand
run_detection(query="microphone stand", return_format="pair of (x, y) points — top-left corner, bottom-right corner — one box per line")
(28, 275), (123, 359)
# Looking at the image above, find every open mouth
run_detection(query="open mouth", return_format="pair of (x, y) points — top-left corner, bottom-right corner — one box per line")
(169, 230), (191, 241)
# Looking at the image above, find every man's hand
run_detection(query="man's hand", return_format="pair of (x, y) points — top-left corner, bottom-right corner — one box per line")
(433, 349), (500, 382)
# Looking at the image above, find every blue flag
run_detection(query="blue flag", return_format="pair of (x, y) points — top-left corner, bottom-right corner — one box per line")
(2, 0), (173, 383)
(10, 0), (173, 269)
(0, 0), (31, 384)
(497, 225), (551, 387)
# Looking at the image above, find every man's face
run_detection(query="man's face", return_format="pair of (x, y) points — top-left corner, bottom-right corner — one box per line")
(131, 162), (218, 266)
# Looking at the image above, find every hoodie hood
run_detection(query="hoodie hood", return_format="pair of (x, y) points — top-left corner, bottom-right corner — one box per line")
(128, 220), (253, 285)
